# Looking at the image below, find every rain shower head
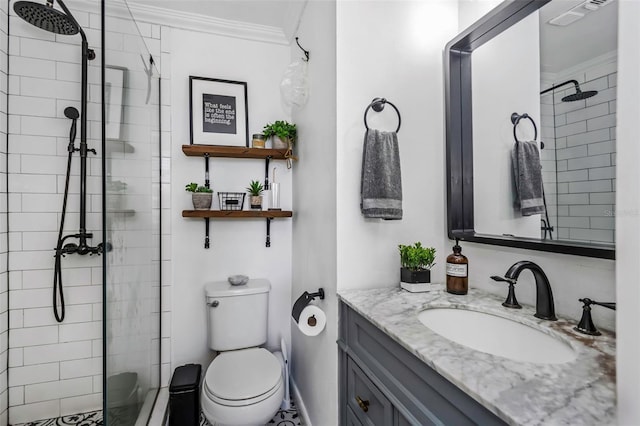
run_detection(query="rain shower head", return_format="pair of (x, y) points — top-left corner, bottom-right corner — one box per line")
(540, 79), (599, 103)
(13, 1), (79, 35)
(561, 89), (598, 102)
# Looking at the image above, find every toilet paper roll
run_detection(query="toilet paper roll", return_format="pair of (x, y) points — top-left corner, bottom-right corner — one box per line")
(296, 305), (326, 336)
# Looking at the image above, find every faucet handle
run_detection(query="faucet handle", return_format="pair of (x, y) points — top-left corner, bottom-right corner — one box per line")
(490, 276), (522, 309)
(574, 298), (615, 336)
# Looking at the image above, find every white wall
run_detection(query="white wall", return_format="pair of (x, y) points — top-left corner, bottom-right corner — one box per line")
(472, 11), (541, 238)
(0, 1), (8, 424)
(336, 1), (458, 292)
(169, 28), (292, 371)
(615, 0), (640, 422)
(7, 2), (103, 422)
(290, 1), (337, 425)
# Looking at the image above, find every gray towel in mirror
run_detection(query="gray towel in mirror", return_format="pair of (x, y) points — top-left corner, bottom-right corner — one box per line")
(512, 141), (545, 216)
(361, 129), (402, 220)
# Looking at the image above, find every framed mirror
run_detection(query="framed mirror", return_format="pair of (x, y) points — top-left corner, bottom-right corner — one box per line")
(445, 0), (616, 259)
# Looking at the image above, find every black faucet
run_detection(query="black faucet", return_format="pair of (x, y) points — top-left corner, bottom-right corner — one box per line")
(491, 261), (557, 321)
(574, 298), (616, 336)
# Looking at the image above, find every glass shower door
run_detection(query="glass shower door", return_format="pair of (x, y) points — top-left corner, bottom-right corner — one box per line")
(102, 1), (161, 424)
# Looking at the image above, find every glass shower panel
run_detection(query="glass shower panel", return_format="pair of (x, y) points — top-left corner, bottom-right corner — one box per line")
(103, 1), (161, 424)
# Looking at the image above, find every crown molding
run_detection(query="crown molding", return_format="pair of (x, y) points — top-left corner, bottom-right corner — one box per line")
(123, 2), (289, 45)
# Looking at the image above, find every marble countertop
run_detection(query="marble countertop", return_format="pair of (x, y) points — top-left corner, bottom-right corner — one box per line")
(338, 287), (616, 426)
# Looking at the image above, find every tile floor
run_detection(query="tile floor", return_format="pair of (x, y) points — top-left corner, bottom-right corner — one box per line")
(12, 400), (301, 426)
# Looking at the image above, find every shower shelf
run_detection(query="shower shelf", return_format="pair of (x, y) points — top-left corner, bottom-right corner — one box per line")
(181, 144), (294, 248)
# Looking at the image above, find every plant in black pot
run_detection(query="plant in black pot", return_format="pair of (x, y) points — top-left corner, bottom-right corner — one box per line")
(186, 182), (213, 210)
(398, 242), (436, 286)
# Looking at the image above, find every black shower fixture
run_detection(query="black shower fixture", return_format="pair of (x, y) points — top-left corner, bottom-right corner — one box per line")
(540, 79), (598, 102)
(14, 0), (79, 35)
(14, 0), (101, 322)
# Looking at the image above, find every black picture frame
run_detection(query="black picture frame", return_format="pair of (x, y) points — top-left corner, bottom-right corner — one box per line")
(189, 76), (249, 147)
(444, 0), (615, 260)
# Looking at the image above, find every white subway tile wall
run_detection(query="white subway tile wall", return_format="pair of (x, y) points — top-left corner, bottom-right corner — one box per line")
(1, 1), (8, 424)
(7, 1), (103, 422)
(7, 1), (166, 423)
(541, 61), (617, 244)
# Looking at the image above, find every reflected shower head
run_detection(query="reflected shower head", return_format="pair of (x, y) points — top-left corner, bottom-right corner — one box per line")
(561, 89), (598, 102)
(13, 1), (79, 35)
(540, 79), (599, 103)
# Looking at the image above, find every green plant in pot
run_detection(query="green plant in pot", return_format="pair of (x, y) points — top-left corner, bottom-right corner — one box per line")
(398, 242), (436, 284)
(263, 120), (296, 150)
(185, 182), (213, 210)
(246, 180), (264, 210)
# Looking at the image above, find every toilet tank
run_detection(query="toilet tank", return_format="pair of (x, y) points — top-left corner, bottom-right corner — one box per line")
(205, 279), (270, 351)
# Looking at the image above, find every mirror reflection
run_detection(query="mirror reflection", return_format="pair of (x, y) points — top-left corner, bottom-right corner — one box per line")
(472, 0), (617, 247)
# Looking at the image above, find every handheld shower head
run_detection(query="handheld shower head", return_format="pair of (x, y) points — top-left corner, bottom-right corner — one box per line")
(13, 1), (79, 35)
(64, 106), (79, 119)
(64, 106), (79, 145)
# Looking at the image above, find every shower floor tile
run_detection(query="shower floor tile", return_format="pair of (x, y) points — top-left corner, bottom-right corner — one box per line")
(13, 410), (103, 426)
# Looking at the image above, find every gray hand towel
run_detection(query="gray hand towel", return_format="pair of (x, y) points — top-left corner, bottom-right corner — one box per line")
(511, 141), (545, 216)
(361, 129), (402, 219)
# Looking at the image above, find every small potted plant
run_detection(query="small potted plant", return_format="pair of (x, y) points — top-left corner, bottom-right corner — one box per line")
(185, 182), (213, 210)
(263, 120), (297, 150)
(246, 180), (264, 210)
(398, 242), (436, 287)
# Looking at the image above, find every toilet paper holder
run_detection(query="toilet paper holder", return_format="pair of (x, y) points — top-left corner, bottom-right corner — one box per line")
(292, 288), (325, 323)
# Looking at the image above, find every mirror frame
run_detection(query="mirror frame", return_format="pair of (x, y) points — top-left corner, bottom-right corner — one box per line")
(445, 0), (615, 260)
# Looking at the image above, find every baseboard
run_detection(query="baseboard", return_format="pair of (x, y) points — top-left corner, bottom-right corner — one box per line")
(291, 378), (312, 426)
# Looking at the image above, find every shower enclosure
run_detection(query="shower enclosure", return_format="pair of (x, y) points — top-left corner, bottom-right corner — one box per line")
(102, 0), (161, 424)
(6, 0), (161, 424)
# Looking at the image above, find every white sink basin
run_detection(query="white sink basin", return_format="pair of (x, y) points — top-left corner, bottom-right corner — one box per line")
(417, 308), (577, 364)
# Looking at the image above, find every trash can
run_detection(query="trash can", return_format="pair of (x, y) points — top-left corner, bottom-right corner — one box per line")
(169, 363), (202, 426)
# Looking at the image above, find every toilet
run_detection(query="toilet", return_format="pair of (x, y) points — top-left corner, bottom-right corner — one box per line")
(201, 279), (284, 426)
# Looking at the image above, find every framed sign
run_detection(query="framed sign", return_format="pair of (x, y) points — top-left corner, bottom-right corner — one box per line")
(189, 76), (249, 146)
(105, 66), (127, 141)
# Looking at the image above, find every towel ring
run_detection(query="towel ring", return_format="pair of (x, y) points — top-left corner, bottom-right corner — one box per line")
(511, 112), (538, 144)
(364, 98), (401, 133)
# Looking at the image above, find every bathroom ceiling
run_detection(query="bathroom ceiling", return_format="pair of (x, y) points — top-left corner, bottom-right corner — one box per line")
(539, 0), (618, 74)
(125, 0), (303, 40)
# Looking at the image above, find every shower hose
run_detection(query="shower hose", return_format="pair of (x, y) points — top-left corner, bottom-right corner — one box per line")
(53, 149), (73, 322)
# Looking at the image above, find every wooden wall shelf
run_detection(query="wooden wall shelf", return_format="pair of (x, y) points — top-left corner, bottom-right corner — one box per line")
(182, 145), (287, 160)
(182, 144), (293, 248)
(182, 210), (293, 219)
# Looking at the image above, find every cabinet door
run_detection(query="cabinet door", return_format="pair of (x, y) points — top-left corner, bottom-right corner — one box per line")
(347, 357), (393, 426)
(346, 406), (364, 426)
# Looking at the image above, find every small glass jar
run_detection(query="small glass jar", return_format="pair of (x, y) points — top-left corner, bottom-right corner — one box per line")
(252, 133), (266, 149)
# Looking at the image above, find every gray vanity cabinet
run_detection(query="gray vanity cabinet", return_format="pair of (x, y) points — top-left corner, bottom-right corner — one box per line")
(339, 301), (506, 426)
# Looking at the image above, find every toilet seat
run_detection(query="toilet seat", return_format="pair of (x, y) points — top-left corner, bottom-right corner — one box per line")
(204, 347), (283, 407)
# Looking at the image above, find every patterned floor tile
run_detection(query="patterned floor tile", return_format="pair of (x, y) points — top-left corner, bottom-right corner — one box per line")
(200, 399), (301, 426)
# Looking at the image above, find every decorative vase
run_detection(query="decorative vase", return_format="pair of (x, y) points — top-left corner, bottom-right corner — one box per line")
(192, 193), (212, 210)
(400, 267), (431, 284)
(272, 136), (291, 150)
(250, 195), (263, 210)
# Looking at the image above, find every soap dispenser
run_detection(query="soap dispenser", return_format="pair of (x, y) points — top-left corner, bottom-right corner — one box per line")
(446, 239), (468, 295)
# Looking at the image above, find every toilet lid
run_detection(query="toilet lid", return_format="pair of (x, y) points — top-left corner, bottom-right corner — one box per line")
(205, 348), (282, 401)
